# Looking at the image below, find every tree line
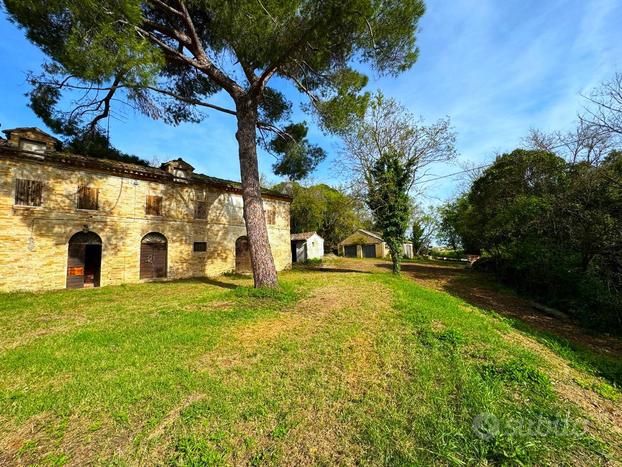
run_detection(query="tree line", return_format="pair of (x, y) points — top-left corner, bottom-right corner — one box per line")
(438, 74), (622, 332)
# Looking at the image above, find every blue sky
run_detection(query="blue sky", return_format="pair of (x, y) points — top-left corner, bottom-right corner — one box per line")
(1, 0), (621, 203)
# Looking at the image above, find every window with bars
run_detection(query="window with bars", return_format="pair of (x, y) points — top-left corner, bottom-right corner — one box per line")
(77, 186), (99, 210)
(193, 241), (207, 252)
(265, 207), (276, 225)
(14, 179), (43, 206)
(195, 200), (207, 219)
(146, 195), (163, 216)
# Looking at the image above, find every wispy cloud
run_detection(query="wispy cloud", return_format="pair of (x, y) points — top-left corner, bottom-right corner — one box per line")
(1, 1), (621, 201)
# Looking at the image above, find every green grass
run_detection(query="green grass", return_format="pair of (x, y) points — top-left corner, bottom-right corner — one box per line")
(0, 268), (616, 465)
(509, 320), (622, 392)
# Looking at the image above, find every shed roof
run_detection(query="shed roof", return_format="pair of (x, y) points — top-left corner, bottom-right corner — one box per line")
(291, 231), (320, 241)
(358, 229), (384, 241)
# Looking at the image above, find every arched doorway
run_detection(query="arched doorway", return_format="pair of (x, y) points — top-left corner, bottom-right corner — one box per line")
(140, 232), (168, 279)
(67, 231), (102, 289)
(235, 236), (252, 274)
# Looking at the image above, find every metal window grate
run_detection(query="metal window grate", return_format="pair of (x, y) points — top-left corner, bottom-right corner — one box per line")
(193, 242), (207, 252)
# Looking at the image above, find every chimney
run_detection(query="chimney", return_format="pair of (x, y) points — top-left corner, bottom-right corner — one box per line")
(2, 127), (60, 154)
(161, 158), (195, 181)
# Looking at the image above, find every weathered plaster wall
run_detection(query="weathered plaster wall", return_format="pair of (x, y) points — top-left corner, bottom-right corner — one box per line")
(306, 234), (324, 260)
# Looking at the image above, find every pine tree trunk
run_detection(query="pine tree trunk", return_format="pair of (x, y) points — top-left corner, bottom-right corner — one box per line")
(235, 99), (278, 288)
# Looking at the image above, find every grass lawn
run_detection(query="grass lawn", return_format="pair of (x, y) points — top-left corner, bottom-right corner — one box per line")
(0, 262), (619, 465)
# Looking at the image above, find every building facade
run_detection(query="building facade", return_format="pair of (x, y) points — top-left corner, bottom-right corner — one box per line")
(338, 229), (414, 259)
(0, 127), (292, 291)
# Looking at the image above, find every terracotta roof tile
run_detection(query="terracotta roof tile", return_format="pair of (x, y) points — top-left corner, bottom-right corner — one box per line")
(0, 144), (291, 200)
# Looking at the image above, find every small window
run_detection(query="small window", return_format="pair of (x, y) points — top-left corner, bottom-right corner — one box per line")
(15, 179), (43, 206)
(195, 200), (207, 219)
(193, 242), (207, 252)
(265, 207), (276, 225)
(77, 186), (99, 210)
(146, 195), (162, 216)
(19, 139), (46, 154)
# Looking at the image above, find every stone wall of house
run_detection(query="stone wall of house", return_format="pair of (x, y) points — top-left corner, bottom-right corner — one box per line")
(0, 157), (291, 291)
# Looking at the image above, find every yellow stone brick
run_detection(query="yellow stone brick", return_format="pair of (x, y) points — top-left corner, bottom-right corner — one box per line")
(0, 157), (291, 291)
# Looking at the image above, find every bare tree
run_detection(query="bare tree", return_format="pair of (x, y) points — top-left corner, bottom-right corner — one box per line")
(340, 93), (457, 198)
(411, 204), (438, 255)
(521, 72), (622, 166)
(581, 72), (622, 140)
(522, 120), (613, 165)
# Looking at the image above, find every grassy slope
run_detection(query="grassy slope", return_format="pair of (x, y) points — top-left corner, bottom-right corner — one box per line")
(0, 268), (618, 465)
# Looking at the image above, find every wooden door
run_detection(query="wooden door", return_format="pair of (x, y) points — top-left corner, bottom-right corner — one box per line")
(140, 233), (168, 279)
(344, 245), (357, 258)
(235, 236), (251, 274)
(67, 243), (86, 289)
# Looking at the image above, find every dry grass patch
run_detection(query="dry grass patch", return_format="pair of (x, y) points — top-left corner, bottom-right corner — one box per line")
(505, 331), (622, 450)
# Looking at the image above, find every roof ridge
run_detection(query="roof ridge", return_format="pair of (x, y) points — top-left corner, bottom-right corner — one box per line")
(0, 145), (291, 200)
(359, 228), (384, 240)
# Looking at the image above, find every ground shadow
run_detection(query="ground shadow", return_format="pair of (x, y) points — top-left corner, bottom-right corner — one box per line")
(306, 267), (373, 274)
(386, 261), (622, 385)
(175, 277), (239, 290)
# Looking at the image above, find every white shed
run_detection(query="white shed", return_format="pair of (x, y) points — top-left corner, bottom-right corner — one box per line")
(291, 232), (324, 262)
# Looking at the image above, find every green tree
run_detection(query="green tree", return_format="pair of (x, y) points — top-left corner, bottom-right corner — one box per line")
(270, 123), (326, 181)
(4, 0), (425, 287)
(411, 220), (425, 252)
(275, 182), (369, 252)
(438, 195), (480, 253)
(342, 93), (456, 196)
(411, 205), (438, 254)
(341, 93), (455, 272)
(64, 130), (151, 167)
(444, 148), (622, 331)
(366, 150), (411, 274)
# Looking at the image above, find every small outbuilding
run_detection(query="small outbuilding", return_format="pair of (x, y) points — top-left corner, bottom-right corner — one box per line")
(338, 229), (414, 259)
(291, 231), (324, 263)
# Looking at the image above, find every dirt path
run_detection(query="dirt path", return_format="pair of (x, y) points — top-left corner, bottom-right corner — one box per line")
(320, 258), (622, 358)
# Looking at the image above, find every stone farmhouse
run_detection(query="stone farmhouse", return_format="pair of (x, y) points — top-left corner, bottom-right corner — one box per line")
(0, 127), (292, 291)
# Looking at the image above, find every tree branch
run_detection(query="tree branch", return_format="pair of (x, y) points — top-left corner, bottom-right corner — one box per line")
(146, 85), (289, 137)
(87, 75), (123, 132)
(252, 19), (323, 96)
(146, 85), (237, 116)
(175, 0), (244, 97)
(147, 0), (184, 18)
(142, 0), (244, 98)
(142, 18), (192, 47)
